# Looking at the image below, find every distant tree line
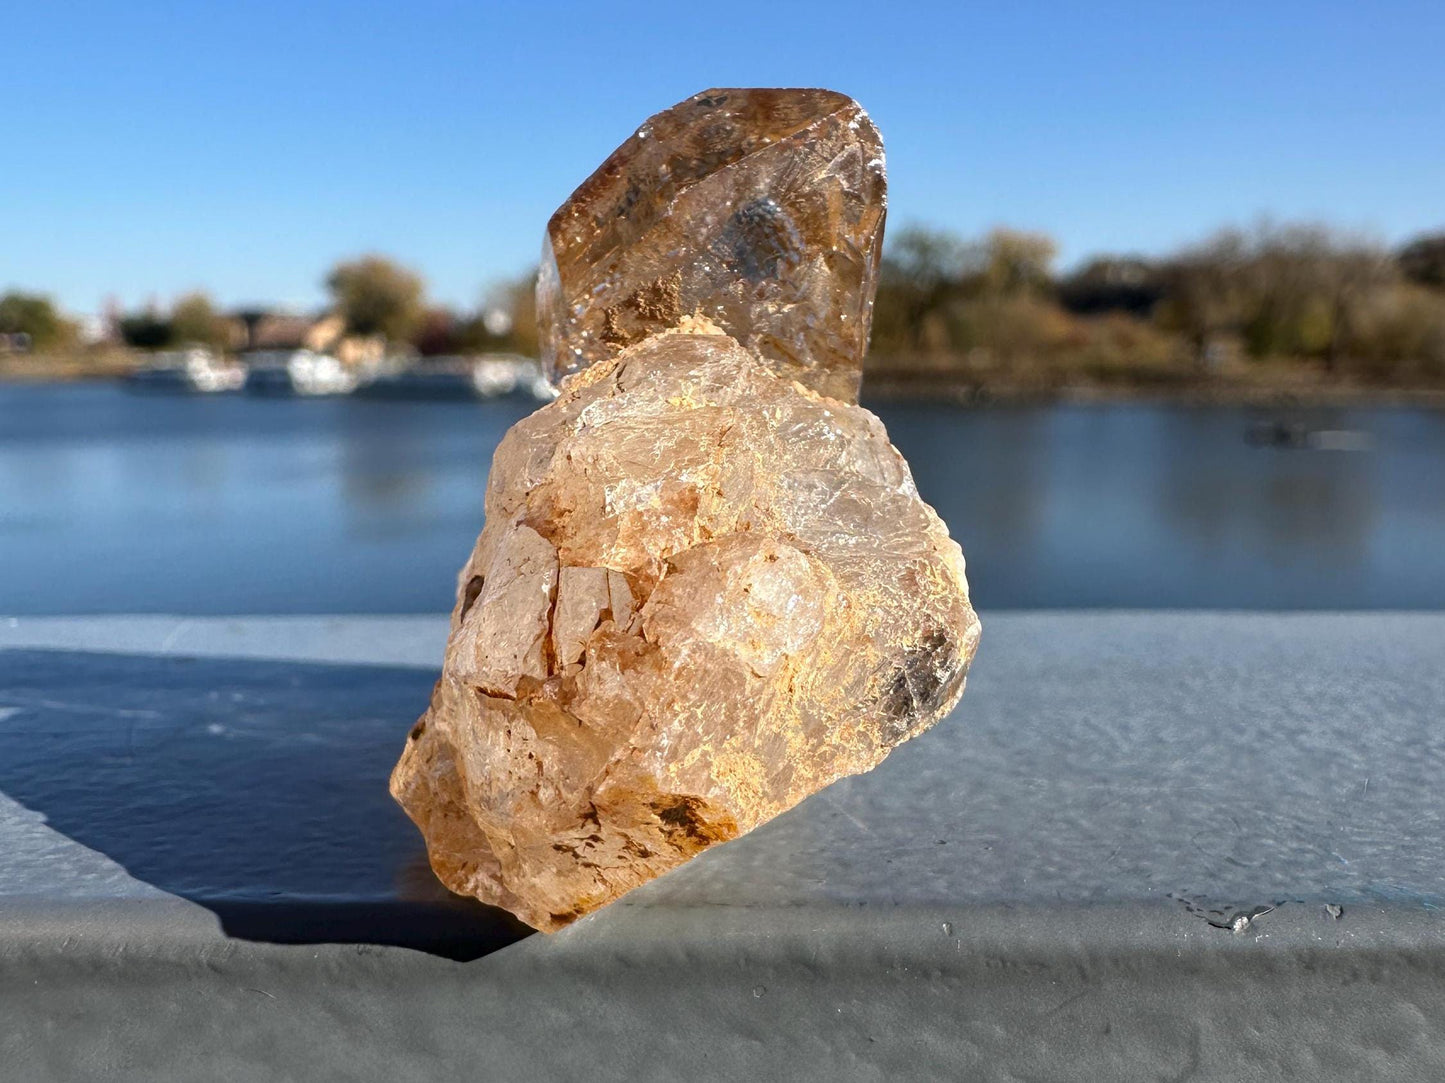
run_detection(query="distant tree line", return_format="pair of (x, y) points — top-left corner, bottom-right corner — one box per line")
(1, 256), (537, 361)
(868, 224), (1445, 387)
(5, 225), (1445, 388)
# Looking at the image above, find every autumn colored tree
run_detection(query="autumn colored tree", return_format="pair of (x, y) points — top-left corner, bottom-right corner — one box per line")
(325, 255), (425, 343)
(169, 291), (233, 351)
(0, 291), (76, 351)
(871, 226), (974, 354)
(978, 228), (1057, 296)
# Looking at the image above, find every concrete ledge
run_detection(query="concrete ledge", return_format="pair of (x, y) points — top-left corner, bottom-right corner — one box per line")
(6, 901), (1445, 1080)
(0, 614), (450, 667)
(3, 613), (1444, 1080)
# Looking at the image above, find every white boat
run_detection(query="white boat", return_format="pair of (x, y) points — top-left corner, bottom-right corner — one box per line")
(470, 355), (556, 401)
(243, 350), (359, 396)
(287, 350), (359, 396)
(126, 348), (246, 393)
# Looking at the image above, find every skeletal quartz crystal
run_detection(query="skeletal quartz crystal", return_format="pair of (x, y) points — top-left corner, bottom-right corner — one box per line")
(537, 87), (886, 403)
(391, 89), (979, 932)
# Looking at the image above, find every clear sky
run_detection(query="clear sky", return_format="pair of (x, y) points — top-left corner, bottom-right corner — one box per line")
(5, 1), (1442, 316)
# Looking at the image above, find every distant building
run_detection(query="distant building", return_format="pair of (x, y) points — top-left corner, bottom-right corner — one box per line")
(231, 310), (385, 366)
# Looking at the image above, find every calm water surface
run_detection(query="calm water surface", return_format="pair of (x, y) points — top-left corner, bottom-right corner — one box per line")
(2, 382), (1442, 614)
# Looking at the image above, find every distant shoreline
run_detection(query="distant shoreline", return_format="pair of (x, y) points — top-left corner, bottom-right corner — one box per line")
(5, 352), (1445, 409)
(862, 374), (1445, 408)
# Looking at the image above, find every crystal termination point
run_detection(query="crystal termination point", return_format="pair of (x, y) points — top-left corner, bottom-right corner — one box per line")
(537, 87), (886, 404)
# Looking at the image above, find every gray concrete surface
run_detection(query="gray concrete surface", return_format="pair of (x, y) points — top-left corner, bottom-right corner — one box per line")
(3, 612), (1444, 1080)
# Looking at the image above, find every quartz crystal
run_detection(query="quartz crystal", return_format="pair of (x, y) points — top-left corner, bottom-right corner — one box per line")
(391, 91), (979, 933)
(537, 87), (886, 404)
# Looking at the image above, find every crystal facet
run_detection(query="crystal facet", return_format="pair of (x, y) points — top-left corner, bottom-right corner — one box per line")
(391, 91), (978, 933)
(537, 87), (886, 403)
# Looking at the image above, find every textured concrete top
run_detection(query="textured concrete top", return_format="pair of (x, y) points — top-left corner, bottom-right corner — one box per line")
(4, 613), (1445, 1081)
(4, 612), (1443, 923)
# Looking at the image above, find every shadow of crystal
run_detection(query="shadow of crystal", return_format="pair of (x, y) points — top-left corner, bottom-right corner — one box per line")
(0, 649), (531, 961)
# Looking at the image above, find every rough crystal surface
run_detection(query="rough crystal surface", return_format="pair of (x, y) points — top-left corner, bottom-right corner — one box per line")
(391, 328), (979, 931)
(537, 87), (886, 403)
(392, 88), (977, 932)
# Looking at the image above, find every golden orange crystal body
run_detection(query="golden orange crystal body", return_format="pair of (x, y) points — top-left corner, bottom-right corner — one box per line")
(390, 90), (978, 932)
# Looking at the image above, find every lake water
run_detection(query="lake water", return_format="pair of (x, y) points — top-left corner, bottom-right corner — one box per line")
(2, 382), (1443, 614)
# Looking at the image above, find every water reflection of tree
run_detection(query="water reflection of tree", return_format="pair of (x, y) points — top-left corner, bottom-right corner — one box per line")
(874, 402), (1050, 608)
(1154, 409), (1376, 607)
(336, 400), (532, 540)
(337, 404), (440, 535)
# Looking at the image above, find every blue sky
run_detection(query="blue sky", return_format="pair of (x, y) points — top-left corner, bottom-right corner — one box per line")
(5, 1), (1442, 315)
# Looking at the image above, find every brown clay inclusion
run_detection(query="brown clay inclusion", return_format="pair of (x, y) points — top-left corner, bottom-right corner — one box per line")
(391, 89), (979, 932)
